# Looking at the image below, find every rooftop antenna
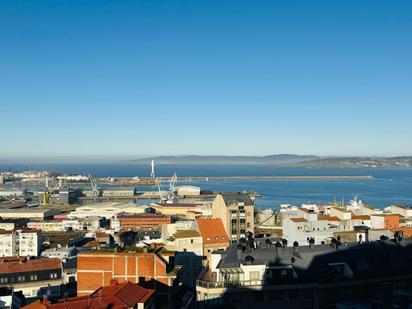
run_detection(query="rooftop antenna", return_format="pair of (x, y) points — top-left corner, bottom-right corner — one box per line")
(150, 160), (156, 179)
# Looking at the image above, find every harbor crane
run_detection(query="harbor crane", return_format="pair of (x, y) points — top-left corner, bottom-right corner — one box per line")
(89, 176), (99, 204)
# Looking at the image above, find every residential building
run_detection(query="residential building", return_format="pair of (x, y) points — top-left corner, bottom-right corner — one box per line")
(28, 221), (63, 233)
(282, 216), (341, 245)
(0, 230), (17, 257)
(370, 214), (400, 230)
(211, 193), (255, 242)
(0, 257), (63, 301)
(0, 229), (42, 257)
(77, 249), (182, 303)
(0, 222), (15, 231)
(196, 218), (229, 261)
(18, 229), (43, 257)
(22, 280), (155, 309)
(386, 204), (412, 217)
(165, 230), (203, 288)
(196, 239), (412, 308)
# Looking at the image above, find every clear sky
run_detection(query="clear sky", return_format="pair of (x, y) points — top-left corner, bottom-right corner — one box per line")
(1, 0), (411, 159)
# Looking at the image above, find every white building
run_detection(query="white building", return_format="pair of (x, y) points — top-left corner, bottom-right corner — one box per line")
(68, 201), (147, 219)
(41, 246), (76, 262)
(18, 229), (42, 257)
(0, 230), (17, 257)
(386, 204), (412, 218)
(0, 229), (42, 257)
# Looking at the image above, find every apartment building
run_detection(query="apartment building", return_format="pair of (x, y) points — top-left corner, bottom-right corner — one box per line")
(0, 229), (42, 257)
(114, 213), (171, 231)
(0, 257), (63, 301)
(212, 193), (255, 242)
(196, 239), (412, 308)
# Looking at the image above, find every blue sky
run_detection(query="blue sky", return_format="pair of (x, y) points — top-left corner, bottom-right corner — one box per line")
(1, 0), (411, 159)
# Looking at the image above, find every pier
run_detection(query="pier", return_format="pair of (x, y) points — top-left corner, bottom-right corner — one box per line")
(156, 175), (374, 182)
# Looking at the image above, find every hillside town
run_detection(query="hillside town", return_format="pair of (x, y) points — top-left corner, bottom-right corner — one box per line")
(1, 170), (412, 308)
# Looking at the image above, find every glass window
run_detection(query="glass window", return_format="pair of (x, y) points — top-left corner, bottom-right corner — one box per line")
(250, 271), (260, 281)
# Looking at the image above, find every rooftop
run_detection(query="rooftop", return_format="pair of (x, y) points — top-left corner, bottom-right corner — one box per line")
(0, 257), (61, 274)
(317, 215), (341, 221)
(23, 281), (154, 309)
(220, 192), (253, 206)
(197, 218), (229, 244)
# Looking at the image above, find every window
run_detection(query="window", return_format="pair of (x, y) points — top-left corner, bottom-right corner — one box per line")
(50, 273), (58, 279)
(250, 271), (260, 281)
(214, 236), (219, 240)
(190, 239), (193, 244)
(222, 236), (226, 240)
(206, 237), (211, 241)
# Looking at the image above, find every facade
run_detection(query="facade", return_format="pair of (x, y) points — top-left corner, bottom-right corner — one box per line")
(370, 214), (400, 230)
(0, 230), (17, 257)
(18, 229), (43, 257)
(0, 229), (42, 257)
(196, 218), (229, 261)
(22, 280), (155, 309)
(77, 250), (182, 301)
(115, 213), (171, 230)
(165, 230), (203, 288)
(0, 257), (63, 301)
(211, 193), (255, 242)
(28, 221), (63, 233)
(196, 240), (412, 308)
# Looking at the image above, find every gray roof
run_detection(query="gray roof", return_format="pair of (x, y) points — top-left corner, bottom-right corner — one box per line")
(216, 239), (412, 282)
(221, 193), (253, 206)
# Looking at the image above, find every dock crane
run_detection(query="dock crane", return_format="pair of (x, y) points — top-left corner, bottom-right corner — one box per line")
(90, 176), (99, 204)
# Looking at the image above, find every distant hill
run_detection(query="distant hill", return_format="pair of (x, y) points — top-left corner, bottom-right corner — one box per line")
(124, 155), (412, 168)
(124, 154), (319, 165)
(277, 156), (412, 168)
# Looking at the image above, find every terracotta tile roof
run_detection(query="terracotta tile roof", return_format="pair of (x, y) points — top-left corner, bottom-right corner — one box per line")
(400, 227), (412, 238)
(0, 257), (61, 274)
(172, 230), (201, 239)
(196, 218), (229, 244)
(317, 215), (341, 221)
(289, 217), (308, 223)
(352, 215), (370, 220)
(22, 281), (154, 309)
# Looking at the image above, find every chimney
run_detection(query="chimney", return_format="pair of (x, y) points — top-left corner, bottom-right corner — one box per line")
(110, 278), (119, 286)
(42, 295), (48, 305)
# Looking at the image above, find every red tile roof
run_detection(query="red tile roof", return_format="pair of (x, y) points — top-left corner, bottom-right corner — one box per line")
(317, 216), (341, 221)
(196, 218), (229, 244)
(289, 217), (308, 223)
(0, 257), (61, 274)
(22, 281), (154, 309)
(352, 215), (371, 220)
